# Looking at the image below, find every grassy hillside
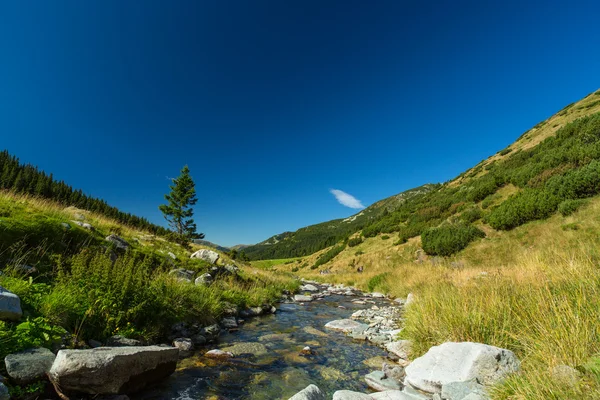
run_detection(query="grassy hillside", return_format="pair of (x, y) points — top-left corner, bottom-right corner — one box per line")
(254, 89), (600, 400)
(243, 184), (437, 260)
(0, 191), (297, 389)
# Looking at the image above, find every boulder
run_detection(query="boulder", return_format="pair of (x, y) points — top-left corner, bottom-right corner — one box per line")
(325, 319), (369, 333)
(365, 370), (402, 391)
(332, 390), (372, 400)
(404, 342), (519, 394)
(202, 324), (221, 341)
(194, 273), (213, 286)
(169, 268), (195, 282)
(190, 249), (220, 264)
(220, 317), (238, 329)
(405, 293), (415, 307)
(5, 348), (56, 384)
(0, 383), (8, 400)
(224, 264), (239, 274)
(72, 220), (94, 230)
(105, 335), (142, 347)
(0, 286), (22, 321)
(48, 346), (179, 394)
(300, 284), (319, 292)
(370, 391), (427, 400)
(172, 338), (194, 352)
(191, 334), (207, 345)
(441, 379), (487, 400)
(288, 384), (326, 400)
(372, 292), (386, 298)
(386, 340), (412, 361)
(105, 234), (129, 250)
(294, 295), (313, 302)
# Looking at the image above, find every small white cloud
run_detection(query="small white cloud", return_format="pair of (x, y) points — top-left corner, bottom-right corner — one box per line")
(330, 189), (365, 209)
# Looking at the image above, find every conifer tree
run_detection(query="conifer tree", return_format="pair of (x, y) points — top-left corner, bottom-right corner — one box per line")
(159, 165), (204, 240)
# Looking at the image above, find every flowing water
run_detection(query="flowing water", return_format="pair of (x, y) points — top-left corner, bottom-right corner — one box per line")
(135, 294), (395, 400)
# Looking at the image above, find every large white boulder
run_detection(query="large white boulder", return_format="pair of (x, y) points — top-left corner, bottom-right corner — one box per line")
(324, 319), (369, 333)
(0, 286), (22, 321)
(289, 384), (326, 400)
(332, 390), (372, 400)
(48, 346), (179, 394)
(404, 342), (519, 394)
(190, 249), (220, 264)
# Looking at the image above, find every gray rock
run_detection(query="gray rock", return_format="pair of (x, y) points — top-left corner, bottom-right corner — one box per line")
(105, 234), (129, 250)
(404, 342), (519, 394)
(332, 390), (372, 400)
(190, 249), (220, 264)
(194, 273), (213, 286)
(294, 295), (313, 302)
(220, 317), (238, 329)
(288, 384), (326, 400)
(220, 342), (268, 357)
(172, 338), (194, 352)
(48, 346), (179, 394)
(89, 339), (103, 348)
(551, 364), (581, 386)
(370, 390), (428, 400)
(0, 383), (8, 400)
(5, 347), (55, 384)
(72, 220), (94, 230)
(386, 340), (412, 361)
(372, 292), (386, 298)
(401, 386), (434, 399)
(169, 268), (194, 282)
(366, 370), (403, 391)
(205, 349), (233, 359)
(224, 264), (239, 274)
(61, 222), (71, 229)
(105, 335), (142, 347)
(240, 306), (263, 317)
(405, 293), (415, 306)
(300, 284), (319, 292)
(441, 379), (487, 400)
(0, 286), (22, 321)
(325, 319), (369, 333)
(202, 324), (221, 341)
(383, 363), (406, 381)
(191, 334), (207, 345)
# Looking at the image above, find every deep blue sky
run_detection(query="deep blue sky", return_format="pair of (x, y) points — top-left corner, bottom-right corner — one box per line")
(1, 1), (599, 246)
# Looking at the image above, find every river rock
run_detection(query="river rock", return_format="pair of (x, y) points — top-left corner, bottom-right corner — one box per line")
(202, 324), (221, 341)
(172, 338), (194, 352)
(169, 268), (194, 282)
(371, 292), (386, 298)
(365, 370), (402, 391)
(288, 384), (326, 400)
(48, 346), (179, 394)
(205, 349), (234, 359)
(370, 389), (430, 399)
(332, 390), (372, 399)
(441, 379), (487, 400)
(195, 273), (213, 285)
(0, 383), (8, 400)
(325, 319), (369, 333)
(221, 342), (268, 357)
(190, 249), (219, 264)
(106, 234), (129, 250)
(5, 348), (56, 384)
(404, 342), (519, 394)
(0, 286), (22, 321)
(300, 284), (319, 292)
(220, 317), (238, 329)
(386, 340), (412, 361)
(294, 295), (313, 302)
(105, 335), (142, 347)
(191, 334), (207, 345)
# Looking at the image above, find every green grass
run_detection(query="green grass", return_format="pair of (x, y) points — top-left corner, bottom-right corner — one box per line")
(250, 257), (302, 269)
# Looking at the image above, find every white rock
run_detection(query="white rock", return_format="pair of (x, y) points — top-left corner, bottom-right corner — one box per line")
(370, 390), (427, 400)
(405, 293), (415, 306)
(0, 286), (22, 321)
(332, 390), (372, 400)
(300, 284), (319, 292)
(289, 384), (326, 400)
(324, 319), (369, 333)
(386, 340), (412, 361)
(372, 292), (385, 298)
(294, 295), (313, 302)
(205, 349), (234, 359)
(404, 342), (519, 394)
(190, 249), (220, 264)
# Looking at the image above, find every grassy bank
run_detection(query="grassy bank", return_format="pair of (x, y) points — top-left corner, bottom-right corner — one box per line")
(0, 191), (298, 387)
(270, 195), (600, 399)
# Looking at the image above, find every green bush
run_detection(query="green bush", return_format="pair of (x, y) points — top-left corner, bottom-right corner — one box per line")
(499, 148), (513, 156)
(558, 199), (587, 216)
(486, 189), (560, 230)
(460, 207), (482, 223)
(313, 244), (346, 269)
(381, 235), (390, 240)
(421, 223), (485, 256)
(367, 273), (389, 292)
(348, 237), (363, 247)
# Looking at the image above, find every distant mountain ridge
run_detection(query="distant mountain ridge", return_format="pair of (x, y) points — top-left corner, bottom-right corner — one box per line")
(192, 239), (230, 253)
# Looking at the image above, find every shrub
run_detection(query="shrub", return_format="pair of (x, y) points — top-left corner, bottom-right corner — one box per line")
(499, 148), (513, 156)
(348, 237), (363, 247)
(486, 189), (561, 230)
(381, 235), (390, 240)
(421, 223), (485, 256)
(354, 250), (364, 256)
(367, 273), (389, 292)
(558, 199), (587, 216)
(460, 207), (482, 223)
(312, 244), (346, 269)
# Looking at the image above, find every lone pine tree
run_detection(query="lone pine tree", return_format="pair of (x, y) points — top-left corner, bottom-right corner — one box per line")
(159, 165), (204, 240)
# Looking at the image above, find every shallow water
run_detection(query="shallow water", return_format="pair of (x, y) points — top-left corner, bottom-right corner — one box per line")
(135, 295), (394, 400)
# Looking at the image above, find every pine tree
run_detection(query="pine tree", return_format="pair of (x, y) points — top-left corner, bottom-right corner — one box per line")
(159, 165), (204, 240)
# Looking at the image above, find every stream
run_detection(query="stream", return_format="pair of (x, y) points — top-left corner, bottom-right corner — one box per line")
(135, 294), (397, 400)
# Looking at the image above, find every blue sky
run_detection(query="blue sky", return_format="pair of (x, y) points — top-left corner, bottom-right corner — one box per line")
(1, 1), (599, 246)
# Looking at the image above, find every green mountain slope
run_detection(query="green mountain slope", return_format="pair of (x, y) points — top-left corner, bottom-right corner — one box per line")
(243, 184), (437, 260)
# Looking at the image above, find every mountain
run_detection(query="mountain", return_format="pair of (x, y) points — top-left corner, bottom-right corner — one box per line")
(246, 89), (600, 261)
(243, 183), (437, 260)
(193, 239), (230, 253)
